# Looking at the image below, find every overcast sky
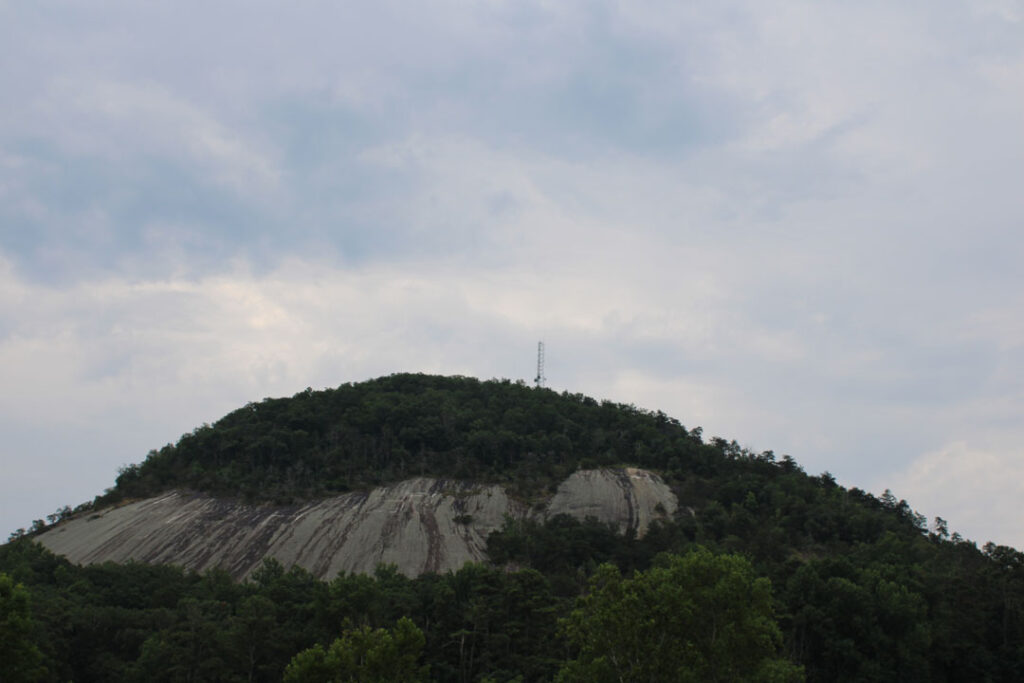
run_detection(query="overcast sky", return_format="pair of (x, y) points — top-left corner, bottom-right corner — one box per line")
(2, 0), (1023, 548)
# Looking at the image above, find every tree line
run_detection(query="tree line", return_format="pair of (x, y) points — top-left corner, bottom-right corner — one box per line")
(4, 506), (1024, 681)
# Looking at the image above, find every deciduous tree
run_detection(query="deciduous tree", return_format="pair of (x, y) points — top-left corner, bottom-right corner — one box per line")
(556, 547), (803, 682)
(284, 616), (427, 683)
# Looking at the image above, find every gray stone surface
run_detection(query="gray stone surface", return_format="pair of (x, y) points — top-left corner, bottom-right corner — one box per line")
(36, 469), (677, 579)
(545, 467), (677, 533)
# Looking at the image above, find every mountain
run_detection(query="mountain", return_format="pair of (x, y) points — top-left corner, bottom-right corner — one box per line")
(3, 373), (1024, 682)
(31, 373), (689, 578)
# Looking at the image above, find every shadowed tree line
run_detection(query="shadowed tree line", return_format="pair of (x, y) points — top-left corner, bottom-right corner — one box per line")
(4, 511), (1024, 681)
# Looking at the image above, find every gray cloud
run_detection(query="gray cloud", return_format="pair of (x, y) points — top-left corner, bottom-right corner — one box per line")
(2, 1), (1024, 547)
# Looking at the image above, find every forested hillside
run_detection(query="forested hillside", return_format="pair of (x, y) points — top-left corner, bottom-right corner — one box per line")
(4, 374), (1024, 681)
(99, 373), (721, 506)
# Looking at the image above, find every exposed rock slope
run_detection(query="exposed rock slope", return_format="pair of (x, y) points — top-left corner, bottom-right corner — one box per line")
(37, 468), (677, 579)
(548, 467), (675, 533)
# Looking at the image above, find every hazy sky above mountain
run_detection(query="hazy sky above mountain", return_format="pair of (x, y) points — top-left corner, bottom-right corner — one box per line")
(3, 0), (1023, 547)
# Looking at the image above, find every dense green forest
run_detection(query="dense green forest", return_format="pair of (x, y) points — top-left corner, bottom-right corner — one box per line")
(4, 374), (1024, 681)
(92, 373), (742, 506)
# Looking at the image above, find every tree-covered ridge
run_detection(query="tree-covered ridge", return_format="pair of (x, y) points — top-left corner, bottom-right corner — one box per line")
(104, 373), (714, 505)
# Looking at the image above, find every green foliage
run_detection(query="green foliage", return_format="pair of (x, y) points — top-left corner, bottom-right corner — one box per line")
(782, 557), (931, 682)
(556, 548), (803, 682)
(6, 494), (1024, 682)
(0, 572), (46, 682)
(284, 616), (427, 682)
(93, 374), (709, 505)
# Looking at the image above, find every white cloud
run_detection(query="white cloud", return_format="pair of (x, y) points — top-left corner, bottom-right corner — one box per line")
(972, 0), (1023, 23)
(886, 440), (1024, 549)
(51, 79), (280, 194)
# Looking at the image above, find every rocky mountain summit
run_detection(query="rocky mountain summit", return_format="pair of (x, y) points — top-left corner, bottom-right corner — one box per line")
(37, 468), (676, 578)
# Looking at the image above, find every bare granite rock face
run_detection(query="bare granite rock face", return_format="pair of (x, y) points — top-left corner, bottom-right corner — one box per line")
(545, 467), (677, 533)
(36, 468), (677, 579)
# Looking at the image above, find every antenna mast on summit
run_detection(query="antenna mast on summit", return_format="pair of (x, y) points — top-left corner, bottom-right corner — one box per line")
(534, 341), (546, 388)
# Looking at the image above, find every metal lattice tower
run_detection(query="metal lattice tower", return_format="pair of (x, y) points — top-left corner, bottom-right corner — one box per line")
(534, 341), (546, 388)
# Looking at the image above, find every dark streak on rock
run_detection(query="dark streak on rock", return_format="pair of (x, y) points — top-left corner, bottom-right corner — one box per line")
(419, 506), (444, 574)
